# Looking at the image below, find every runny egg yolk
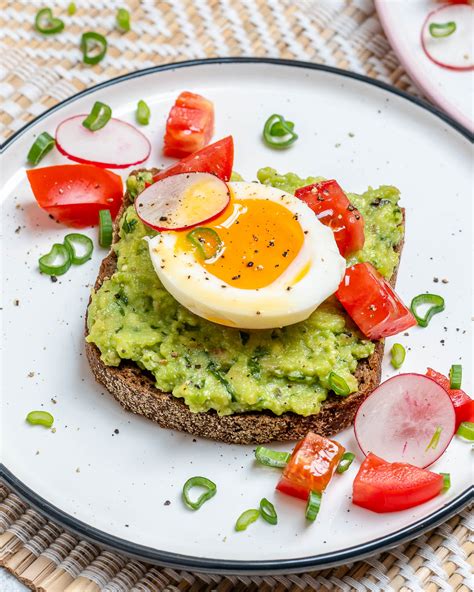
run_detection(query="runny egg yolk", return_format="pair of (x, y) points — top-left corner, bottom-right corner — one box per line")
(176, 196), (305, 289)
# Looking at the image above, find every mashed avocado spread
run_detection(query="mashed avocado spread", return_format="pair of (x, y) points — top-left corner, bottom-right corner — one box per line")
(86, 169), (403, 416)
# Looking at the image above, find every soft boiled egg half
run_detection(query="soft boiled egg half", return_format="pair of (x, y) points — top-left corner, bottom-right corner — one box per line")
(138, 173), (346, 329)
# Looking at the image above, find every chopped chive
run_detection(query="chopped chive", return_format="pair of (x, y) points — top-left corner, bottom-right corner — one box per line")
(34, 8), (65, 35)
(429, 21), (456, 38)
(27, 132), (55, 165)
(67, 2), (76, 15)
(390, 343), (406, 369)
(259, 498), (278, 525)
(328, 372), (351, 396)
(440, 472), (451, 492)
(39, 244), (71, 276)
(80, 32), (107, 65)
(235, 509), (260, 532)
(263, 114), (298, 149)
(116, 7), (131, 32)
(336, 452), (355, 474)
(99, 210), (113, 248)
(82, 101), (112, 132)
(63, 234), (94, 265)
(410, 293), (445, 327)
(182, 476), (217, 510)
(136, 100), (151, 125)
(187, 227), (223, 261)
(449, 364), (462, 389)
(425, 426), (443, 451)
(305, 490), (322, 522)
(255, 446), (291, 468)
(456, 421), (474, 441)
(26, 410), (54, 428)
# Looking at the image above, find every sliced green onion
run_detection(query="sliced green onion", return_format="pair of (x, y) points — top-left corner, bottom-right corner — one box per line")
(336, 452), (355, 474)
(136, 100), (151, 125)
(456, 421), (474, 441)
(99, 210), (113, 248)
(235, 509), (260, 532)
(39, 244), (71, 276)
(82, 101), (112, 132)
(425, 426), (443, 451)
(182, 476), (217, 510)
(254, 446), (291, 468)
(305, 491), (322, 522)
(259, 498), (277, 525)
(64, 234), (94, 265)
(116, 8), (131, 32)
(449, 364), (462, 389)
(390, 343), (406, 369)
(187, 227), (223, 261)
(27, 132), (55, 165)
(67, 2), (76, 15)
(34, 8), (65, 35)
(328, 372), (351, 396)
(80, 32), (107, 65)
(263, 114), (298, 149)
(410, 293), (445, 327)
(429, 21), (456, 38)
(26, 410), (54, 428)
(440, 472), (451, 492)
(122, 216), (137, 234)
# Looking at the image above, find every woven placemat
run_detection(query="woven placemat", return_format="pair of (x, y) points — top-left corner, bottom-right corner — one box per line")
(1, 1), (472, 590)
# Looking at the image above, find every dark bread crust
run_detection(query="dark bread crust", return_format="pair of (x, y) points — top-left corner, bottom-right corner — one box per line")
(85, 172), (404, 444)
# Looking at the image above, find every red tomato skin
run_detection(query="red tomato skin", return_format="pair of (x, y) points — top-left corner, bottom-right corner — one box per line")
(352, 453), (444, 513)
(336, 262), (417, 339)
(426, 368), (473, 427)
(276, 432), (345, 500)
(154, 136), (234, 183)
(26, 165), (123, 228)
(295, 180), (365, 257)
(164, 91), (214, 158)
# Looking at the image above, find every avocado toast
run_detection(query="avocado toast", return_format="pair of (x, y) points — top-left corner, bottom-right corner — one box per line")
(85, 169), (404, 444)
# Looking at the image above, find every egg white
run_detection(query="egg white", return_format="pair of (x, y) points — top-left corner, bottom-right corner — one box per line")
(147, 181), (346, 329)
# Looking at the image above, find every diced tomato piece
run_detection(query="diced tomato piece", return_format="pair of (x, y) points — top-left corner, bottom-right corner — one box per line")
(276, 432), (345, 500)
(336, 262), (417, 340)
(426, 368), (473, 428)
(164, 91), (214, 158)
(295, 180), (365, 257)
(154, 136), (234, 183)
(26, 164), (123, 228)
(353, 453), (444, 513)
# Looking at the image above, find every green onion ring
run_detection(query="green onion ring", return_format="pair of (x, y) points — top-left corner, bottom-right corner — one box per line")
(34, 8), (65, 35)
(305, 490), (322, 522)
(429, 21), (456, 38)
(390, 343), (406, 370)
(136, 100), (151, 125)
(263, 114), (298, 149)
(26, 410), (54, 428)
(27, 132), (55, 165)
(259, 498), (278, 525)
(67, 3), (76, 16)
(64, 234), (94, 265)
(254, 446), (291, 468)
(328, 372), (351, 396)
(410, 293), (445, 327)
(82, 101), (112, 131)
(182, 476), (217, 510)
(99, 210), (113, 248)
(336, 452), (355, 474)
(38, 244), (71, 276)
(80, 32), (108, 65)
(449, 364), (462, 390)
(116, 8), (131, 32)
(235, 509), (260, 532)
(425, 426), (443, 452)
(186, 227), (223, 261)
(456, 421), (474, 441)
(440, 472), (451, 492)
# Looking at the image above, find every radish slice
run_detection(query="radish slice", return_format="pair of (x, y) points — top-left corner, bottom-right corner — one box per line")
(354, 373), (456, 468)
(135, 172), (230, 231)
(421, 4), (474, 71)
(55, 115), (151, 168)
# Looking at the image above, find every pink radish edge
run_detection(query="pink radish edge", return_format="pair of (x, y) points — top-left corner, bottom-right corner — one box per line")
(354, 373), (456, 469)
(421, 4), (474, 71)
(55, 115), (151, 169)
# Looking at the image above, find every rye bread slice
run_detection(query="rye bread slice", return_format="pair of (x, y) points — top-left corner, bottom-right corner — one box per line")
(85, 172), (404, 444)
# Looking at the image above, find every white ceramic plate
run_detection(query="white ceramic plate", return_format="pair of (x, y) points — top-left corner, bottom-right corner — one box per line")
(375, 0), (474, 134)
(1, 59), (472, 574)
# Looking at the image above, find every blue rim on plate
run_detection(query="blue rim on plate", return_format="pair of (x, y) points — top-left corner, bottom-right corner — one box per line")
(1, 58), (473, 574)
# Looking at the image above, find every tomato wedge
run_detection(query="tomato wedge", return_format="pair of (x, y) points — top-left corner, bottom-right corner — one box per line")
(154, 136), (233, 183)
(336, 262), (417, 339)
(26, 164), (123, 228)
(353, 453), (444, 513)
(164, 91), (214, 158)
(276, 432), (345, 500)
(426, 368), (474, 428)
(295, 180), (365, 257)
